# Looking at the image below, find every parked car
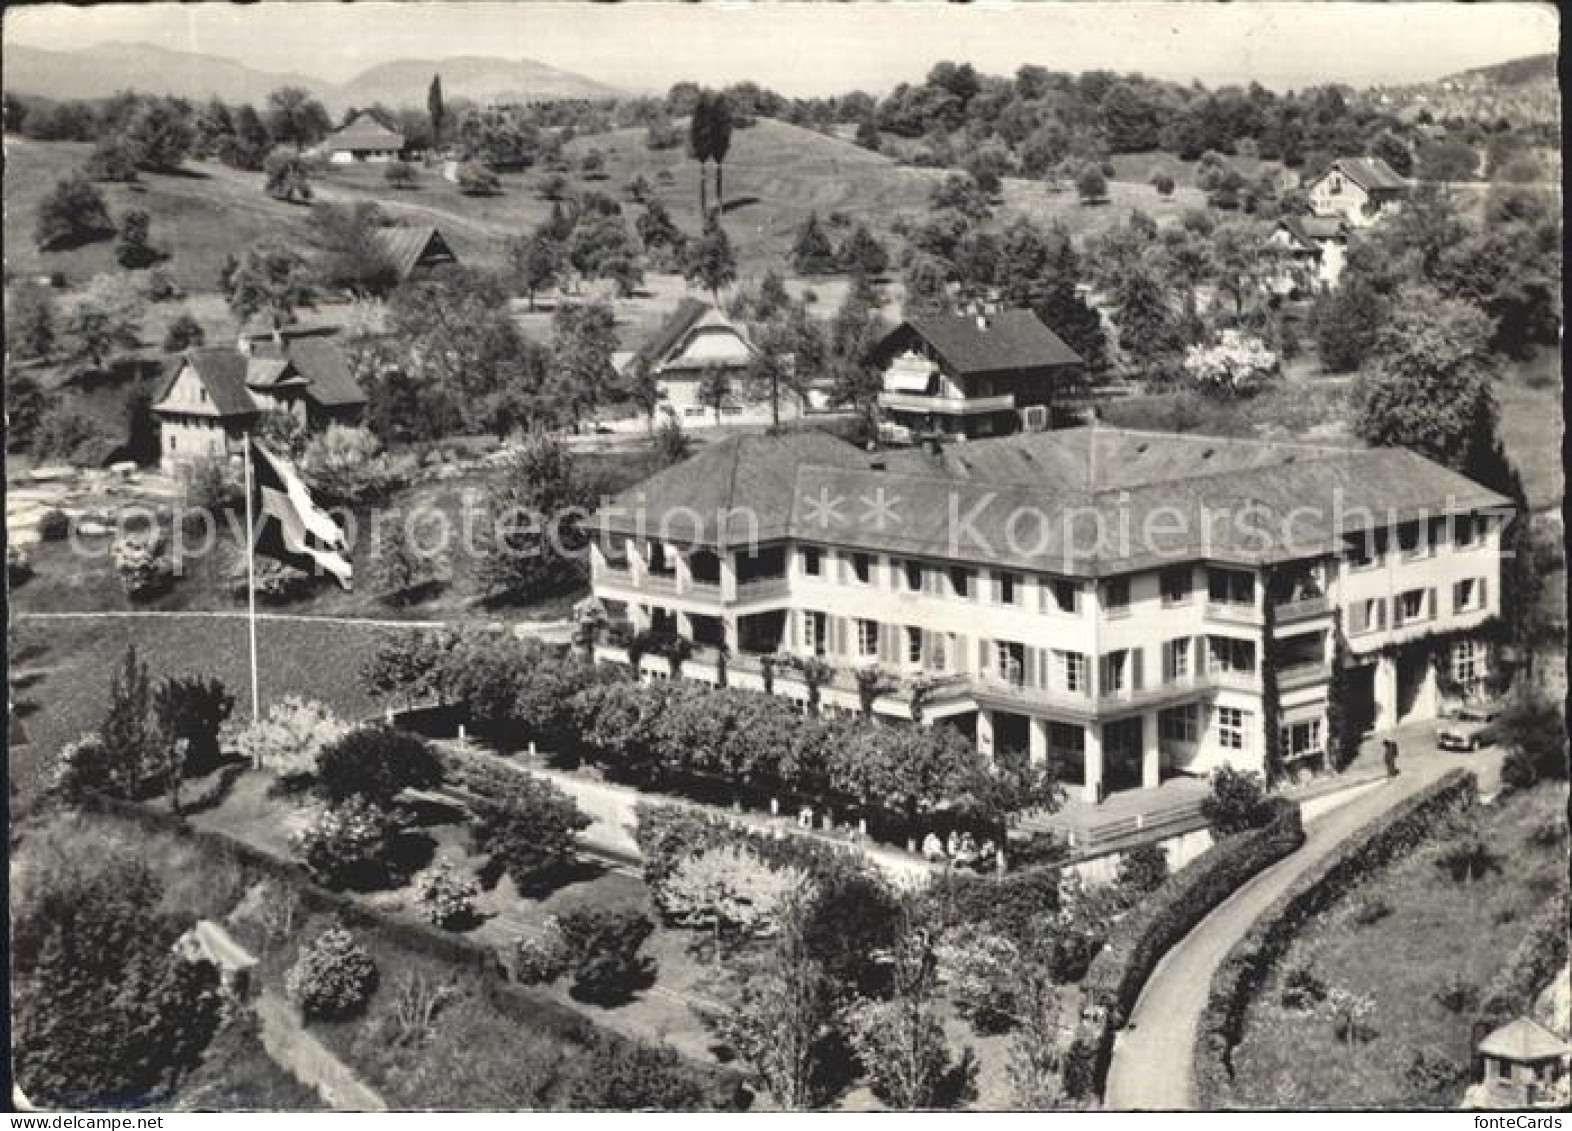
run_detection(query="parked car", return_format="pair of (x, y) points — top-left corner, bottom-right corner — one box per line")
(1437, 701), (1505, 752)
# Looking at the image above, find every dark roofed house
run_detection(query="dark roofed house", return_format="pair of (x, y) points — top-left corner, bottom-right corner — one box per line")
(1306, 156), (1409, 228)
(867, 308), (1083, 440)
(378, 225), (460, 282)
(152, 332), (367, 471)
(1270, 214), (1351, 294)
(320, 110), (405, 164)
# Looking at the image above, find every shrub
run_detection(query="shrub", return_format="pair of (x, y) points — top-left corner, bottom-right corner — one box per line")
(293, 797), (405, 889)
(1349, 893), (1392, 926)
(1404, 1047), (1467, 1102)
(8, 544), (34, 586)
(1151, 172), (1176, 196)
(313, 723), (444, 808)
(1479, 900), (1569, 1020)
(181, 457), (241, 517)
(1183, 332), (1280, 398)
(112, 531), (174, 600)
(139, 267), (182, 303)
(456, 161), (501, 196)
(36, 508), (70, 542)
(514, 922), (570, 985)
(1432, 834), (1502, 883)
(556, 904), (655, 1006)
(413, 858), (480, 929)
(162, 312), (207, 353)
(35, 173), (112, 250)
(384, 160), (418, 188)
(562, 1034), (730, 1112)
(1279, 962), (1327, 1011)
(86, 136), (139, 182)
(1115, 842), (1169, 897)
(1434, 973), (1478, 1013)
(1497, 697), (1567, 789)
(152, 675), (235, 776)
(921, 867), (1062, 947)
(1201, 766), (1274, 835)
(1322, 985), (1376, 1044)
(468, 773), (590, 893)
(233, 695), (348, 780)
(938, 927), (1025, 1034)
(285, 927), (379, 1022)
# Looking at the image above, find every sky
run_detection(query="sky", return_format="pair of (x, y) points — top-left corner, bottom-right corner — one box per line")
(3, 1), (1559, 96)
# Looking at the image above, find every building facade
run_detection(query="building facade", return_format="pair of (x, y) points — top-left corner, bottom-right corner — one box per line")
(1305, 156), (1409, 228)
(587, 428), (1507, 803)
(869, 309), (1084, 440)
(319, 111), (406, 163)
(153, 335), (367, 471)
(1269, 215), (1351, 294)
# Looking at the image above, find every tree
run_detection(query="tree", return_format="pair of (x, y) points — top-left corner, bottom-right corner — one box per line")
(309, 202), (399, 296)
(384, 159), (417, 188)
(227, 243), (316, 335)
(13, 857), (223, 1107)
(846, 920), (976, 1109)
(790, 211), (838, 275)
(1200, 766), (1273, 834)
(636, 198), (687, 268)
(265, 86), (331, 150)
(427, 74), (445, 150)
(706, 889), (844, 1109)
(314, 724), (443, 808)
(152, 675), (235, 778)
(1310, 271), (1386, 373)
(9, 278), (56, 361)
(116, 208), (160, 269)
(456, 160), (501, 196)
(1075, 163), (1108, 205)
(263, 148), (313, 202)
(1353, 289), (1501, 472)
(62, 275), (145, 373)
(162, 311), (206, 353)
(651, 416), (692, 467)
(663, 845), (813, 966)
(684, 219), (737, 302)
(478, 430), (592, 601)
(468, 775), (591, 892)
(507, 231), (563, 310)
(1101, 82), (1160, 152)
(124, 99), (193, 171)
(697, 364), (733, 424)
(222, 103), (273, 170)
(85, 136), (139, 182)
(549, 300), (619, 426)
(234, 695), (349, 777)
(745, 319), (811, 429)
(101, 644), (160, 800)
(370, 512), (449, 604)
(34, 173), (112, 250)
(1416, 138), (1479, 182)
(838, 224), (890, 278)
(1109, 268), (1184, 381)
(293, 797), (405, 889)
(1371, 131), (1413, 178)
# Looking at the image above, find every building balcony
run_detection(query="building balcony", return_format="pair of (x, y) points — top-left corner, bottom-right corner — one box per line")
(734, 576), (791, 603)
(640, 572), (679, 594)
(1206, 601), (1262, 626)
(1274, 661), (1329, 690)
(1272, 595), (1330, 624)
(879, 392), (1017, 415)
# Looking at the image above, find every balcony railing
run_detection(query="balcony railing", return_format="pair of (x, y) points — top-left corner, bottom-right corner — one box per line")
(1275, 662), (1328, 690)
(1206, 601), (1261, 625)
(1272, 595), (1330, 623)
(879, 392), (1017, 414)
(735, 576), (790, 601)
(640, 571), (678, 593)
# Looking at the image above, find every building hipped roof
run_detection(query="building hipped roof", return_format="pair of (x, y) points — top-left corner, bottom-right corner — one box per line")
(325, 112), (405, 153)
(154, 338), (366, 418)
(869, 310), (1082, 378)
(632, 300), (756, 371)
(595, 426), (1511, 575)
(1478, 1017), (1572, 1062)
(1280, 215), (1350, 245)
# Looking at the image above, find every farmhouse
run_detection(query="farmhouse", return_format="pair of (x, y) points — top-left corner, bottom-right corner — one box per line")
(629, 300), (830, 427)
(868, 309), (1083, 440)
(1268, 215), (1351, 295)
(319, 110), (406, 164)
(588, 427), (1507, 803)
(377, 225), (460, 282)
(1305, 156), (1409, 228)
(153, 334), (367, 471)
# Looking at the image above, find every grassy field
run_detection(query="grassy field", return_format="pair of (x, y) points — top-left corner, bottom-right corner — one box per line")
(1226, 782), (1568, 1108)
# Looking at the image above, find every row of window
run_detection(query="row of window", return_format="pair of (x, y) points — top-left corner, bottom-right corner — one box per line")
(1158, 703), (1252, 750)
(1348, 578), (1489, 634)
(1346, 515), (1488, 568)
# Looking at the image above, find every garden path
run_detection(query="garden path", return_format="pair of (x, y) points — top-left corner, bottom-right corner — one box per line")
(255, 990), (388, 1112)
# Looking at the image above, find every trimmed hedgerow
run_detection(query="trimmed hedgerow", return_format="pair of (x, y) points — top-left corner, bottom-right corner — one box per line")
(1062, 799), (1304, 1102)
(1478, 899), (1570, 1022)
(1194, 770), (1477, 1105)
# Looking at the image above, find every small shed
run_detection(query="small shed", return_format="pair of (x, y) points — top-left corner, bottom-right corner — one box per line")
(1476, 1016), (1571, 1107)
(176, 919), (260, 1002)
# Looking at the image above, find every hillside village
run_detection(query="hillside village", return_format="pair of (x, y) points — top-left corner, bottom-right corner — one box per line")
(4, 16), (1567, 1117)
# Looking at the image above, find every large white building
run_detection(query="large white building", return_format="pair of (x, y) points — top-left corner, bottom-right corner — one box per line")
(588, 428), (1507, 803)
(1305, 156), (1409, 228)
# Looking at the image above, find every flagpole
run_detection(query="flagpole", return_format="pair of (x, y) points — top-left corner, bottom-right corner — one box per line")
(243, 436), (260, 722)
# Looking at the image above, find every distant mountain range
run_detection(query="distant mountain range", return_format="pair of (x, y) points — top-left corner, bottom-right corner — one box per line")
(2, 42), (623, 108)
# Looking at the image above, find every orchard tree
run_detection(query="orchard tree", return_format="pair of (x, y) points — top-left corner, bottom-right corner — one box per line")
(662, 845), (812, 966)
(124, 99), (194, 171)
(507, 231), (564, 310)
(1311, 271), (1387, 372)
(265, 86), (331, 150)
(790, 211), (838, 275)
(62, 275), (146, 372)
(34, 173), (112, 250)
(1075, 163), (1108, 205)
(9, 278), (56, 361)
(309, 202), (399, 296)
(549, 300), (619, 425)
(116, 208), (160, 269)
(683, 219), (737, 302)
(227, 243), (317, 335)
(314, 724), (444, 808)
(263, 148), (313, 202)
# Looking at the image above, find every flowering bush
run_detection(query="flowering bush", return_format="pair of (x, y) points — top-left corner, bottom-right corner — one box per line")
(413, 858), (480, 929)
(233, 695), (348, 781)
(112, 531), (173, 599)
(1183, 332), (1279, 398)
(514, 920), (569, 985)
(285, 927), (379, 1022)
(292, 797), (404, 890)
(50, 732), (111, 798)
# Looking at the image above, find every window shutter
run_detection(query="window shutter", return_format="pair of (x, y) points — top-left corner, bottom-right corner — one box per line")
(879, 622), (896, 663)
(1426, 587), (1436, 619)
(1350, 601), (1367, 634)
(977, 637), (990, 675)
(1131, 647), (1144, 691)
(1163, 642), (1175, 683)
(1376, 599), (1387, 629)
(837, 553), (849, 584)
(1479, 577), (1488, 610)
(833, 616), (847, 655)
(1023, 647), (1037, 689)
(789, 610), (800, 649)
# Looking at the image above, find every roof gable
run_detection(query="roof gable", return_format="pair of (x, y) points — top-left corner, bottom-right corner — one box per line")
(154, 348), (259, 417)
(871, 310), (1082, 377)
(1321, 156), (1408, 193)
(326, 111), (405, 152)
(378, 226), (459, 280)
(635, 300), (756, 370)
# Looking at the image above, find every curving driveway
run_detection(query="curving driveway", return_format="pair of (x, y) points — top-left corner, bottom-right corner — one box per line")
(1104, 749), (1504, 1110)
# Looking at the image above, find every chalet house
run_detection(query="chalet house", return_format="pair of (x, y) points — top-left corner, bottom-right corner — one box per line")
(1268, 215), (1351, 295)
(1473, 1017), (1570, 1108)
(1305, 157), (1408, 228)
(868, 309), (1083, 440)
(589, 427), (1506, 803)
(628, 300), (830, 428)
(153, 335), (366, 471)
(319, 111), (405, 164)
(377, 225), (460, 283)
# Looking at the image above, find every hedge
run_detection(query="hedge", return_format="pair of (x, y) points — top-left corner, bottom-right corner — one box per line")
(65, 792), (747, 1109)
(1193, 769), (1477, 1106)
(1478, 898), (1570, 1022)
(1062, 799), (1305, 1102)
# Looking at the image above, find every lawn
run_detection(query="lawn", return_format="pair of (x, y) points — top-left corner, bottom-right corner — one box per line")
(1224, 782), (1569, 1108)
